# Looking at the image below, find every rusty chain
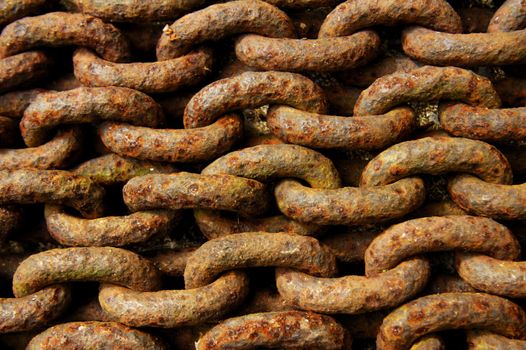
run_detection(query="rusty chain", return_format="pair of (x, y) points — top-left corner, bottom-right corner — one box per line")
(0, 0), (526, 349)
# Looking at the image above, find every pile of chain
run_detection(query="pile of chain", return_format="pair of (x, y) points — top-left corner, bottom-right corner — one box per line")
(0, 0), (525, 349)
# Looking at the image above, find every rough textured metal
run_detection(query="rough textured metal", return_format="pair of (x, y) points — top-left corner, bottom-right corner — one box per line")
(184, 232), (337, 289)
(360, 136), (513, 187)
(0, 286), (70, 333)
(0, 0), (48, 27)
(196, 311), (350, 350)
(156, 0), (296, 60)
(275, 178), (426, 225)
(26, 322), (166, 350)
(268, 106), (416, 150)
(488, 0), (526, 32)
(448, 175), (526, 220)
(184, 71), (328, 128)
(276, 258), (430, 314)
(98, 271), (249, 328)
(0, 12), (132, 62)
(354, 66), (501, 116)
(0, 52), (51, 93)
(402, 27), (526, 66)
(365, 216), (520, 275)
(21, 87), (164, 147)
(234, 31), (380, 72)
(73, 47), (213, 93)
(0, 169), (105, 218)
(456, 253), (526, 298)
(98, 116), (242, 163)
(467, 330), (526, 350)
(377, 293), (526, 350)
(12, 247), (162, 297)
(318, 0), (462, 37)
(123, 172), (269, 216)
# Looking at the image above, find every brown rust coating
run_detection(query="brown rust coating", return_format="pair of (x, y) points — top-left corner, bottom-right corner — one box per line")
(495, 77), (526, 107)
(440, 104), (526, 141)
(184, 71), (328, 128)
(0, 169), (105, 218)
(318, 0), (462, 37)
(44, 74), (82, 92)
(267, 106), (416, 150)
(194, 209), (322, 239)
(467, 330), (526, 350)
(0, 206), (23, 241)
(74, 154), (177, 186)
(26, 322), (166, 350)
(235, 31), (380, 72)
(276, 257), (430, 314)
(156, 0), (296, 60)
(202, 144), (341, 189)
(360, 136), (513, 187)
(73, 47), (213, 93)
(62, 0), (204, 22)
(275, 177), (426, 225)
(12, 247), (162, 297)
(0, 89), (48, 118)
(123, 172), (269, 216)
(0, 286), (70, 333)
(0, 116), (18, 147)
(353, 66), (501, 116)
(184, 232), (337, 289)
(149, 248), (196, 277)
(448, 175), (526, 220)
(458, 7), (494, 33)
(0, 12), (132, 62)
(98, 271), (249, 328)
(21, 87), (165, 147)
(321, 229), (380, 263)
(488, 0), (526, 32)
(0, 0), (48, 27)
(196, 311), (350, 350)
(456, 253), (526, 298)
(0, 128), (82, 170)
(364, 216), (520, 276)
(65, 298), (115, 323)
(402, 27), (526, 66)
(340, 55), (420, 88)
(0, 52), (51, 94)
(98, 116), (242, 163)
(425, 274), (477, 294)
(45, 205), (178, 247)
(377, 293), (526, 350)
(410, 335), (445, 350)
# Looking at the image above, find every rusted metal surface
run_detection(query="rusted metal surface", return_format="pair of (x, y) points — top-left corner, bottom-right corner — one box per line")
(98, 271), (249, 328)
(276, 257), (430, 314)
(318, 0), (462, 37)
(449, 175), (526, 220)
(20, 87), (165, 147)
(360, 136), (512, 187)
(402, 27), (526, 66)
(0, 52), (51, 93)
(377, 293), (526, 350)
(184, 232), (337, 288)
(12, 247), (162, 297)
(488, 0), (526, 32)
(365, 216), (520, 275)
(0, 0), (48, 27)
(184, 71), (328, 128)
(26, 322), (166, 350)
(234, 31), (380, 72)
(156, 0), (296, 60)
(0, 12), (132, 62)
(467, 330), (526, 350)
(195, 311), (350, 350)
(73, 47), (213, 93)
(456, 253), (526, 298)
